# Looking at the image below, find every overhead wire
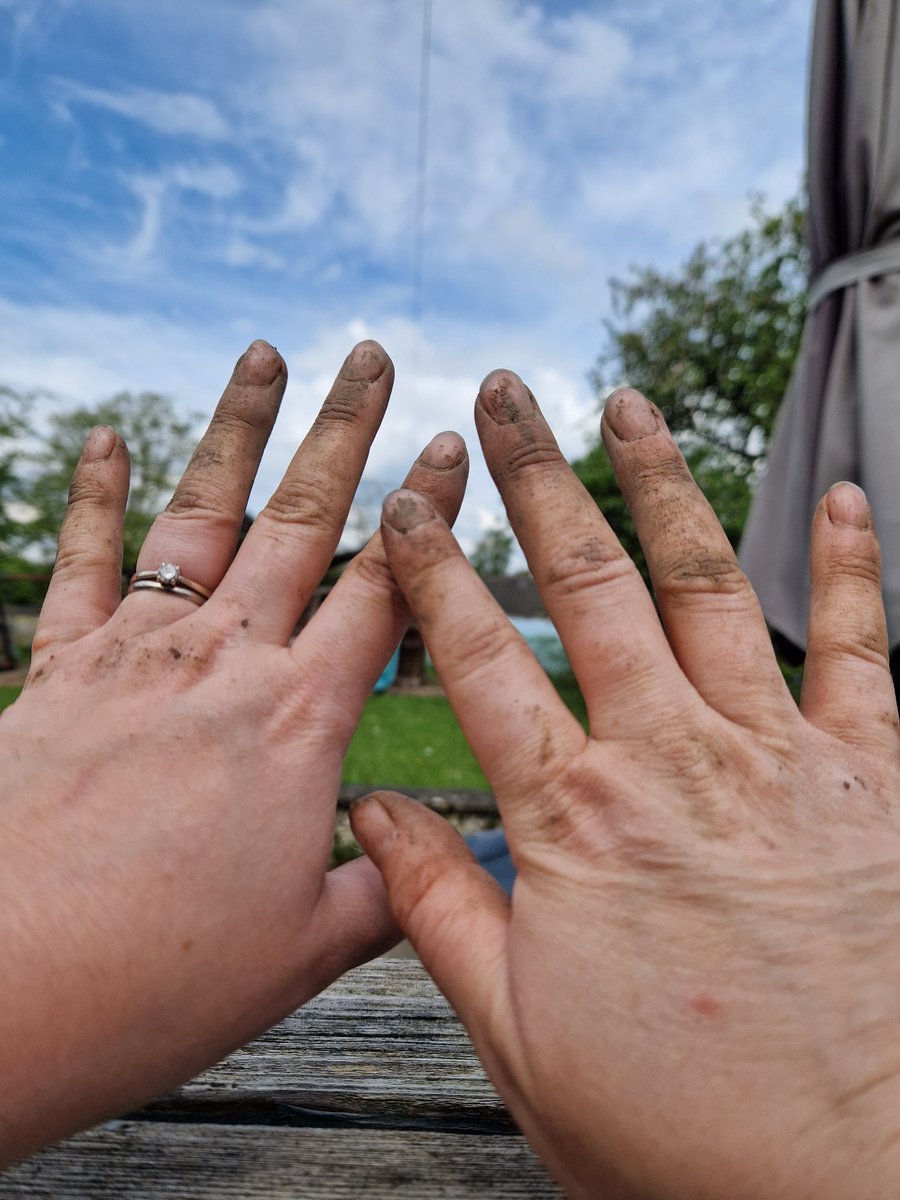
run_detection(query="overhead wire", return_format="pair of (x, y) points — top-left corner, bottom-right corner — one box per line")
(412, 0), (433, 333)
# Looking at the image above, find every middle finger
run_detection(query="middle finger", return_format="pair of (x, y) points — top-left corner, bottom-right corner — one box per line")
(213, 340), (394, 643)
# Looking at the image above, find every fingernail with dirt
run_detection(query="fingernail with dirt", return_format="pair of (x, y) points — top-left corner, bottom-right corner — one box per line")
(383, 489), (436, 534)
(478, 369), (536, 424)
(350, 794), (397, 853)
(826, 481), (869, 529)
(605, 388), (660, 442)
(82, 426), (118, 463)
(420, 432), (465, 471)
(236, 339), (285, 387)
(342, 339), (389, 383)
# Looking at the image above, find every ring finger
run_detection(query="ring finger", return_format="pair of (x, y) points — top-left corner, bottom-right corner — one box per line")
(122, 340), (287, 630)
(601, 387), (794, 732)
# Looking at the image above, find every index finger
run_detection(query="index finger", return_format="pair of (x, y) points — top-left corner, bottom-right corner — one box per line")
(380, 488), (585, 812)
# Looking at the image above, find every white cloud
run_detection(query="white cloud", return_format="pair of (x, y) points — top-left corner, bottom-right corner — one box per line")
(55, 81), (229, 140)
(2, 0), (813, 566)
(82, 162), (241, 274)
(0, 296), (596, 559)
(168, 162), (240, 199)
(229, 0), (633, 265)
(221, 237), (285, 271)
(122, 176), (165, 266)
(2, 0), (73, 58)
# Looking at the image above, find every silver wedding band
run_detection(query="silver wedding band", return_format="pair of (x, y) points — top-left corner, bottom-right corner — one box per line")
(127, 562), (212, 607)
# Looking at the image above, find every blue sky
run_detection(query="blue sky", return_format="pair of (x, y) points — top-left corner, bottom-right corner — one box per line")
(0, 0), (811, 551)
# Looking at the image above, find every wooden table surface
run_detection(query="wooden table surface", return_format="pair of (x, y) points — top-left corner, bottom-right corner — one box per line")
(0, 959), (562, 1198)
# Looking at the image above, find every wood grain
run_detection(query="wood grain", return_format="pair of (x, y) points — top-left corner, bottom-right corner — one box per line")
(0, 961), (565, 1198)
(0, 1123), (562, 1198)
(151, 961), (510, 1130)
(338, 785), (498, 817)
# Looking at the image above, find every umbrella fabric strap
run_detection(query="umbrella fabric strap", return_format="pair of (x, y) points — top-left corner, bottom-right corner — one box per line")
(809, 240), (900, 310)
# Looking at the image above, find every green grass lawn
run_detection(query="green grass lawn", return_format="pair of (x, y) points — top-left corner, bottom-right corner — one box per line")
(0, 686), (20, 714)
(343, 693), (489, 788)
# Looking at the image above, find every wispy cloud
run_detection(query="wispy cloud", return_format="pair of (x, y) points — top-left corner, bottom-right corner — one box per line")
(0, 0), (811, 555)
(55, 81), (229, 140)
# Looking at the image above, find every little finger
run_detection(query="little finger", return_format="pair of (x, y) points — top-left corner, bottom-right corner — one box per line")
(29, 427), (129, 674)
(801, 483), (899, 755)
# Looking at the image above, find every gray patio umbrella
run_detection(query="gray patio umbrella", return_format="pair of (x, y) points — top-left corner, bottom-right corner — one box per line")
(739, 0), (900, 652)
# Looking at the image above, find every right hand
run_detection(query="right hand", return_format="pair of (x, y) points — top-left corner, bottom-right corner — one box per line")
(352, 370), (900, 1199)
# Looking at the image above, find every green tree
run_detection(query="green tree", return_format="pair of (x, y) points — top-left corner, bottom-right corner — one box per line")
(0, 386), (29, 558)
(471, 523), (514, 579)
(20, 391), (198, 568)
(0, 387), (32, 664)
(575, 194), (808, 573)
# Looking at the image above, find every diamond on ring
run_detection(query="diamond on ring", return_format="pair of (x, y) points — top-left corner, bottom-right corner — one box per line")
(157, 562), (181, 588)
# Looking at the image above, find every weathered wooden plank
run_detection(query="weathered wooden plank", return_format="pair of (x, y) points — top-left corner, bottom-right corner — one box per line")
(147, 961), (510, 1130)
(0, 1123), (563, 1198)
(167, 959), (501, 1126)
(338, 785), (498, 817)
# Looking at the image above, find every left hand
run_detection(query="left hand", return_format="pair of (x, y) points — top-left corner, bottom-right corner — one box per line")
(0, 339), (468, 1164)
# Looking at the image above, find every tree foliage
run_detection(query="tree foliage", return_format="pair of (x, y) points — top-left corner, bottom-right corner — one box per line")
(19, 391), (197, 568)
(0, 386), (29, 557)
(574, 194), (808, 574)
(471, 524), (514, 579)
(593, 195), (807, 466)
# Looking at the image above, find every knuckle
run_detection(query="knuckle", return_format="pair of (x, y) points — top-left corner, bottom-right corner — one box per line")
(259, 474), (340, 530)
(653, 551), (750, 604)
(541, 535), (635, 601)
(825, 548), (882, 589)
(195, 406), (271, 451)
(164, 486), (242, 522)
(29, 630), (55, 657)
(503, 433), (564, 479)
(315, 396), (366, 426)
(345, 544), (396, 597)
(630, 453), (691, 494)
(811, 639), (889, 673)
(66, 472), (118, 510)
(442, 610), (521, 679)
(53, 544), (111, 577)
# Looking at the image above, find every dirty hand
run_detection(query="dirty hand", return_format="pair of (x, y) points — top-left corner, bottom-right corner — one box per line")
(0, 340), (467, 1165)
(352, 372), (900, 1199)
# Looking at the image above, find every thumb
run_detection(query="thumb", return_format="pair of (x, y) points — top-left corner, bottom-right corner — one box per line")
(350, 791), (511, 1041)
